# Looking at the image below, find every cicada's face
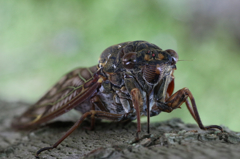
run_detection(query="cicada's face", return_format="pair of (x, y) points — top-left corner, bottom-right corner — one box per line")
(122, 49), (178, 86)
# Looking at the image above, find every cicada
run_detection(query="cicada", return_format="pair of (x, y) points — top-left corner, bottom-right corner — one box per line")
(12, 41), (222, 157)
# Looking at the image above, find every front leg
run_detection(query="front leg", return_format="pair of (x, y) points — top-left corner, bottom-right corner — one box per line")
(124, 77), (147, 139)
(155, 87), (223, 131)
(130, 88), (143, 139)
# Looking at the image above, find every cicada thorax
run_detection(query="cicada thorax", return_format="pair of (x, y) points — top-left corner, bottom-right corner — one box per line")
(12, 66), (98, 129)
(98, 41), (158, 72)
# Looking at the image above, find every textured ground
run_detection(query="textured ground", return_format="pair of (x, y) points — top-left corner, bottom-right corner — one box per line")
(0, 100), (240, 159)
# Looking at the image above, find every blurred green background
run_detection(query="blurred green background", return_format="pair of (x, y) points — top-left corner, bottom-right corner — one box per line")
(1, 1), (240, 131)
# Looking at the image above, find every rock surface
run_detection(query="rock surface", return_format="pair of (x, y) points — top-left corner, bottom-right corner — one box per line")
(0, 100), (240, 159)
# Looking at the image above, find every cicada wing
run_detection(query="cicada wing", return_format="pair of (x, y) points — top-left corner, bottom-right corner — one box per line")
(12, 65), (101, 129)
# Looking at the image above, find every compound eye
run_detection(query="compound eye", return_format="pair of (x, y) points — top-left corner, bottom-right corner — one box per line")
(122, 52), (137, 69)
(165, 49), (178, 65)
(165, 49), (178, 59)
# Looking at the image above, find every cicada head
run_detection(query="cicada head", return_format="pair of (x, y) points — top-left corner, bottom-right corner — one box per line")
(142, 49), (178, 85)
(121, 42), (178, 86)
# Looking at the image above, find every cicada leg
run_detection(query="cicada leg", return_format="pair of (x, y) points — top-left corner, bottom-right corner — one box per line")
(35, 110), (124, 158)
(161, 87), (223, 131)
(130, 88), (144, 140)
(83, 95), (110, 131)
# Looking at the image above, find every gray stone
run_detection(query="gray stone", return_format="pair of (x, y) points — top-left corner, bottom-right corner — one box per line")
(0, 100), (239, 159)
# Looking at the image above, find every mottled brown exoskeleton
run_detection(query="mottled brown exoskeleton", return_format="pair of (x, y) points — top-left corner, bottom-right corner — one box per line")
(12, 41), (222, 157)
